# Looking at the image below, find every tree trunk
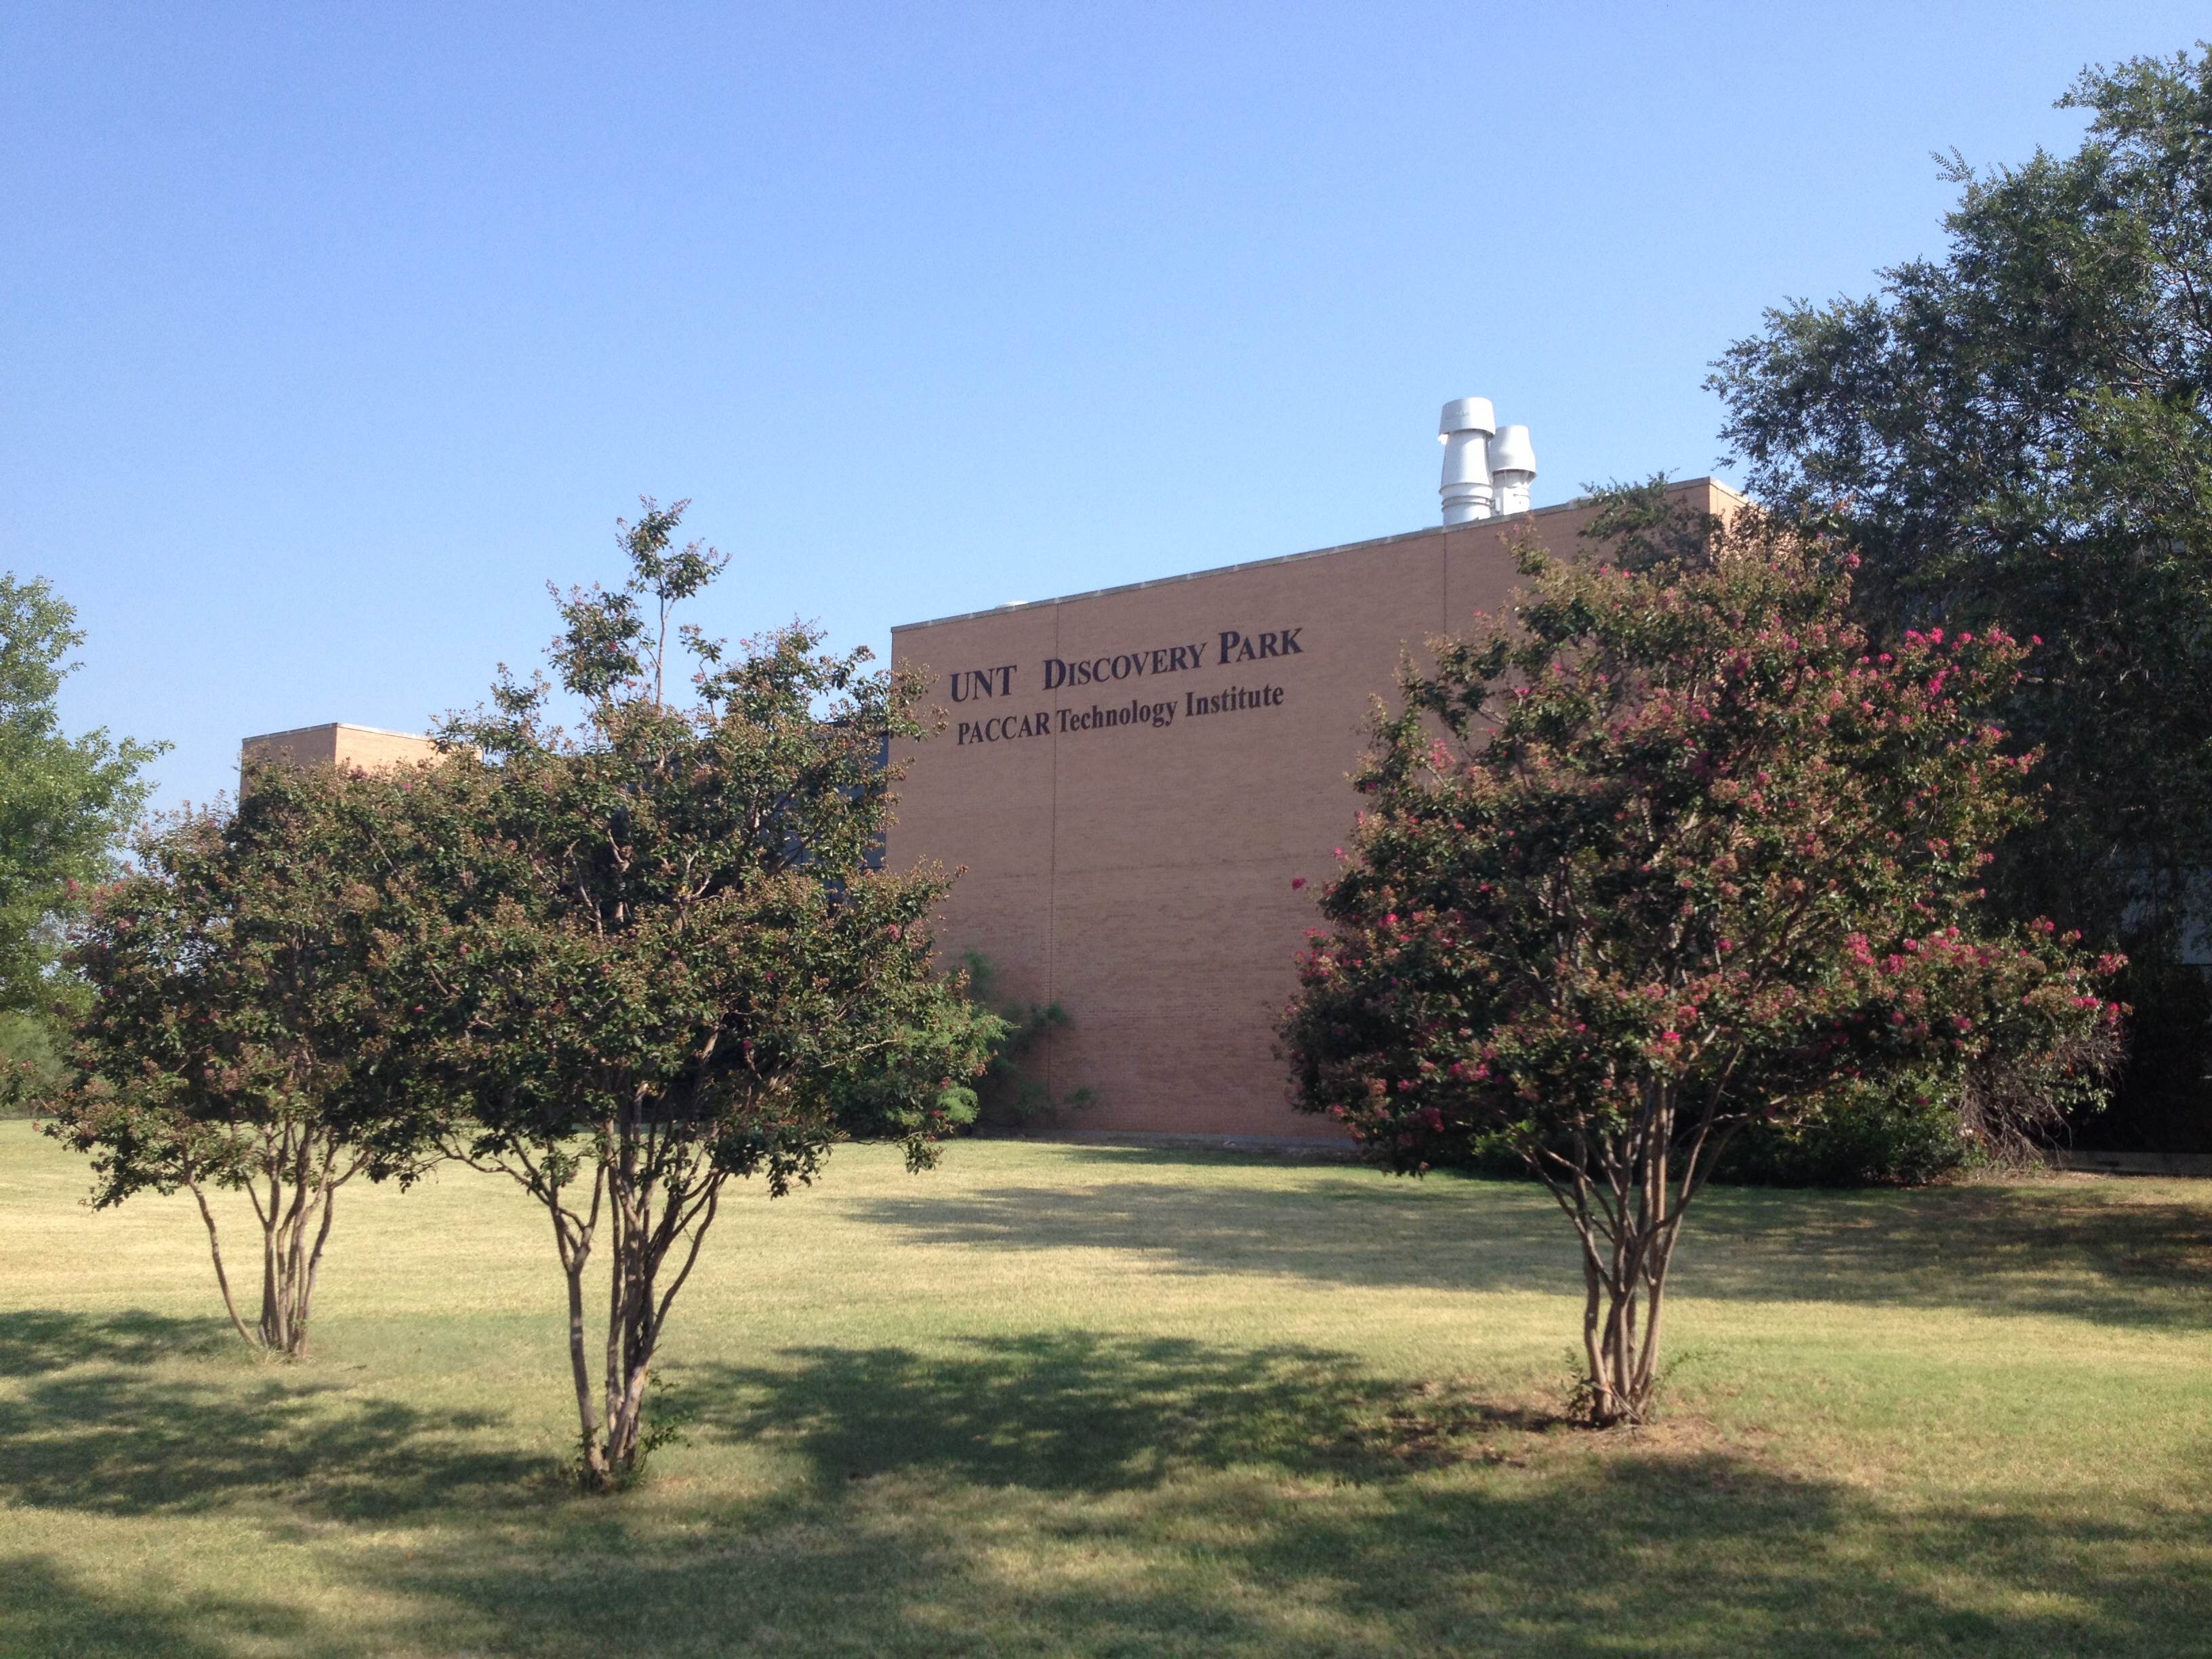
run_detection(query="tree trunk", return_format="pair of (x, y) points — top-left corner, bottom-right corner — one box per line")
(567, 1253), (613, 1487)
(257, 1163), (287, 1352)
(594, 1165), (661, 1487)
(1571, 1231), (1673, 1425)
(188, 1179), (255, 1352)
(583, 1145), (724, 1490)
(548, 1190), (611, 1488)
(233, 1129), (350, 1361)
(1549, 1089), (1711, 1427)
(503, 1128), (727, 1493)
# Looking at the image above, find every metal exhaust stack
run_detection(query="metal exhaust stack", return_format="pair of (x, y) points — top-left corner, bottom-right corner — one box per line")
(1438, 398), (1536, 523)
(1438, 397), (1496, 525)
(1488, 424), (1537, 516)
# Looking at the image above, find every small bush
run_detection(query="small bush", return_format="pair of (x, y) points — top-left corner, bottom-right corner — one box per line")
(1715, 1076), (1978, 1187)
(0, 1008), (66, 1119)
(961, 953), (1093, 1128)
(2079, 945), (2212, 1153)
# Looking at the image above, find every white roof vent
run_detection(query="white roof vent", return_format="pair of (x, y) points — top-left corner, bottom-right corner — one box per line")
(1489, 424), (1537, 516)
(1438, 398), (1535, 524)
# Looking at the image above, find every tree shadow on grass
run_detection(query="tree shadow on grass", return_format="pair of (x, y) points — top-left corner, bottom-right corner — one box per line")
(689, 1330), (1559, 1494)
(0, 1554), (316, 1659)
(342, 1335), (2212, 1658)
(849, 1153), (2212, 1330)
(1684, 1182), (2212, 1330)
(1214, 1451), (2212, 1656)
(0, 1308), (541, 1522)
(35, 1464), (2207, 1659)
(0, 1307), (233, 1376)
(3, 1319), (2203, 1656)
(850, 1173), (1569, 1292)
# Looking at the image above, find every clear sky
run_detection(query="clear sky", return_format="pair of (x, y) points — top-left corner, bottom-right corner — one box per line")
(7, 2), (2204, 811)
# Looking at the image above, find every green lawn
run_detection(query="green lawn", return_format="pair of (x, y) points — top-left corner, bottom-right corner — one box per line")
(2, 1121), (2209, 1657)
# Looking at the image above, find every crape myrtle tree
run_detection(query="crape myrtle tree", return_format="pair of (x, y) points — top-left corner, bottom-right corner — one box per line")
(47, 762), (431, 1357)
(380, 501), (1002, 1490)
(1709, 48), (2212, 1137)
(1283, 511), (2121, 1426)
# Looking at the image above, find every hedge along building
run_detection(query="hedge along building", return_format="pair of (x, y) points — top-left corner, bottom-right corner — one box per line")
(888, 401), (1746, 1143)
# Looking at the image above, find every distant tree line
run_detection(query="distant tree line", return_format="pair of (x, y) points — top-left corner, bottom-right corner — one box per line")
(1709, 45), (2212, 1154)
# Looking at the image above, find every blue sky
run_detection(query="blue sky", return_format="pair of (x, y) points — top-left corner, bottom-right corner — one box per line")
(7, 1), (2204, 811)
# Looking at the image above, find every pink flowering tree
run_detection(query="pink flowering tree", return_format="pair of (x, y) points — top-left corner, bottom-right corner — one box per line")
(1283, 514), (2121, 1426)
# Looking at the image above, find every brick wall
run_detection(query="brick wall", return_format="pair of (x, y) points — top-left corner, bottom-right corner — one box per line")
(888, 482), (1742, 1139)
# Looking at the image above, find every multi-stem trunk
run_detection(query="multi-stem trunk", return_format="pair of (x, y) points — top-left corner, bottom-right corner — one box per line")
(1574, 1211), (1678, 1427)
(188, 1120), (352, 1359)
(595, 1125), (724, 1485)
(534, 1119), (727, 1492)
(1544, 1086), (1726, 1427)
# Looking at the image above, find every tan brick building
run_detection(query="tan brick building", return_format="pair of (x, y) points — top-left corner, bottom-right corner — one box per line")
(239, 722), (442, 785)
(888, 479), (1744, 1143)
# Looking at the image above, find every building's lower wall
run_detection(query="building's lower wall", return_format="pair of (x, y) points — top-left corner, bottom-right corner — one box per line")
(887, 482), (1740, 1139)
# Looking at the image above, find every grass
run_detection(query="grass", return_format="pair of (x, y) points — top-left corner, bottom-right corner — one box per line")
(2, 1120), (2209, 1656)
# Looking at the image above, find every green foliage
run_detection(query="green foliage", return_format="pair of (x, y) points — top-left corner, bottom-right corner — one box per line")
(1284, 502), (2119, 1421)
(1454, 1069), (1984, 1189)
(959, 952), (1094, 1127)
(375, 497), (1001, 1489)
(0, 1009), (64, 1118)
(0, 575), (162, 1012)
(43, 763), (429, 1355)
(2077, 938), (2212, 1153)
(1714, 1073), (1978, 1187)
(1709, 47), (2212, 1147)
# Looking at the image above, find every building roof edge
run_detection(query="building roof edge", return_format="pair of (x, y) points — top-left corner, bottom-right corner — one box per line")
(893, 478), (1739, 633)
(240, 721), (434, 747)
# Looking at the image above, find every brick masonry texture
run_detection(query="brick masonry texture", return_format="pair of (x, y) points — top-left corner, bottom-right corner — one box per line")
(239, 723), (442, 786)
(887, 482), (1742, 1139)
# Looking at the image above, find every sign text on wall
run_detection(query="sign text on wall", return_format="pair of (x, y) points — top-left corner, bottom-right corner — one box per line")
(946, 627), (1303, 704)
(948, 622), (1305, 747)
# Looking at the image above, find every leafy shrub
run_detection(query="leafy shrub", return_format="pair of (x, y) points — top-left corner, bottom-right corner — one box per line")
(961, 952), (1094, 1128)
(1716, 1075), (1977, 1187)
